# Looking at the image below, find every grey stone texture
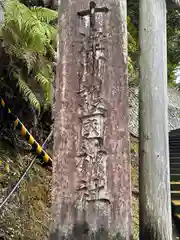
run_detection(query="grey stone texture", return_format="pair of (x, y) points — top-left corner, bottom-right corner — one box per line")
(128, 87), (180, 137)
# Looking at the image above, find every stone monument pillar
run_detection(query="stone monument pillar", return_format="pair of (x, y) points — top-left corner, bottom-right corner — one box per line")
(51, 1), (132, 239)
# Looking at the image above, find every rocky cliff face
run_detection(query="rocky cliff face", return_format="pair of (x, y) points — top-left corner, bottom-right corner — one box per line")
(129, 86), (180, 137)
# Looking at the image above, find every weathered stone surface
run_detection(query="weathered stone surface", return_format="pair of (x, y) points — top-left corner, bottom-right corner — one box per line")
(51, 0), (131, 239)
(129, 87), (180, 137)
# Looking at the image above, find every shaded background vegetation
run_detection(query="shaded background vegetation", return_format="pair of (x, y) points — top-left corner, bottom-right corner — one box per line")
(128, 0), (180, 86)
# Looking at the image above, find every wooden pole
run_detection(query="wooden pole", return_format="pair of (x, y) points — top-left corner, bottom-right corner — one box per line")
(139, 0), (172, 239)
(50, 0), (132, 239)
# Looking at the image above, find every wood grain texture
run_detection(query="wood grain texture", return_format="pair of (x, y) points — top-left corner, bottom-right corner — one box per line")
(139, 0), (172, 239)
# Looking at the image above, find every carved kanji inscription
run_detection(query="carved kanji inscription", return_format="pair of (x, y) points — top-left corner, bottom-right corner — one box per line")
(82, 114), (104, 138)
(76, 2), (110, 206)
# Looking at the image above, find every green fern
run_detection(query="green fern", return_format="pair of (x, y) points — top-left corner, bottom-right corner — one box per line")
(0, 0), (57, 112)
(16, 74), (41, 112)
(30, 7), (58, 24)
(35, 72), (52, 105)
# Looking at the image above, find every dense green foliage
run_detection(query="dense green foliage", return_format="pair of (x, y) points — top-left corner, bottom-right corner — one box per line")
(167, 8), (180, 85)
(127, 15), (139, 87)
(127, 0), (180, 86)
(0, 0), (57, 113)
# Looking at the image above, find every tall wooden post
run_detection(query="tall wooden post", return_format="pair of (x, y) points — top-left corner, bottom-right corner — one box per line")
(51, 1), (132, 239)
(139, 0), (172, 239)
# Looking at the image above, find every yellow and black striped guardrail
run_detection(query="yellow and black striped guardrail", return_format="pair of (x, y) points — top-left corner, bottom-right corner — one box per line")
(0, 97), (52, 167)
